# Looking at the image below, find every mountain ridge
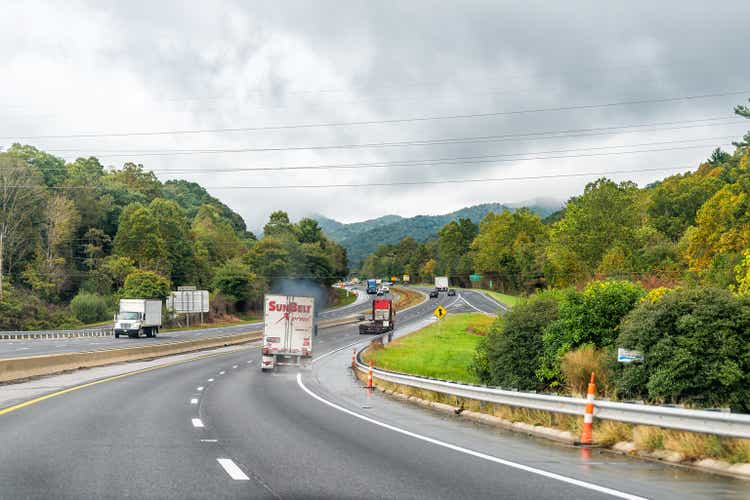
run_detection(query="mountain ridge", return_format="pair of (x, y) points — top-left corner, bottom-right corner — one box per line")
(314, 200), (562, 266)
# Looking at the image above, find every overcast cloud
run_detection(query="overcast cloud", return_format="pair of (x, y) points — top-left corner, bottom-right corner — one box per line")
(2, 0), (749, 230)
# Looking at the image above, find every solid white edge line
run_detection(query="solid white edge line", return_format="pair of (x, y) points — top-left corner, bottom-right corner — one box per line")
(217, 458), (250, 480)
(190, 398), (198, 404)
(295, 373), (645, 500)
(191, 418), (204, 428)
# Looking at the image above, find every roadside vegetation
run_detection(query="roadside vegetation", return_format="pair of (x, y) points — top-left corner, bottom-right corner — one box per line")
(357, 99), (750, 412)
(327, 287), (357, 309)
(364, 313), (493, 384)
(0, 148), (348, 331)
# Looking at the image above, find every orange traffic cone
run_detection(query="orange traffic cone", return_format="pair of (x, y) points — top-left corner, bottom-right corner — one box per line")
(580, 372), (596, 445)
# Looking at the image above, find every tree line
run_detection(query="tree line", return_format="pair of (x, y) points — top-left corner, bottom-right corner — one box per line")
(360, 100), (750, 295)
(0, 146), (347, 329)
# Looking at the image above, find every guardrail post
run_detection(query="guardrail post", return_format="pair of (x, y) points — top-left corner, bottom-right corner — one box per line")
(580, 372), (596, 445)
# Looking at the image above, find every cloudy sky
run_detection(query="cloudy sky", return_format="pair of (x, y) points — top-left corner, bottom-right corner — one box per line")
(2, 0), (749, 230)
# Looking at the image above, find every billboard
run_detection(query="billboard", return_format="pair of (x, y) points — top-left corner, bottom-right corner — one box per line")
(168, 290), (209, 313)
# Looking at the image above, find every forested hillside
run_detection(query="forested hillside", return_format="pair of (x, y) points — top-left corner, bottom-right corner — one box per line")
(360, 102), (750, 293)
(0, 146), (347, 330)
(319, 201), (560, 266)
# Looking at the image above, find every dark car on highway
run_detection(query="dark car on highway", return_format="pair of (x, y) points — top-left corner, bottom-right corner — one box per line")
(429, 289), (439, 298)
(447, 289), (456, 296)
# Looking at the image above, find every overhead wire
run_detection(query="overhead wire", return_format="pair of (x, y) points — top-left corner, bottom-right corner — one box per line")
(2, 89), (748, 140)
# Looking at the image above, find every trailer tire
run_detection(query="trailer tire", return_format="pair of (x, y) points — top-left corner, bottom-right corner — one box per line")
(115, 332), (120, 339)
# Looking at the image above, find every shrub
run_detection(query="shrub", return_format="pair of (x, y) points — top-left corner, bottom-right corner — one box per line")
(120, 270), (171, 299)
(70, 292), (110, 323)
(474, 296), (558, 390)
(538, 280), (644, 388)
(614, 287), (750, 411)
(560, 345), (609, 396)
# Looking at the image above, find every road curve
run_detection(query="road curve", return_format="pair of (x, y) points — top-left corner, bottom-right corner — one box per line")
(1, 291), (748, 499)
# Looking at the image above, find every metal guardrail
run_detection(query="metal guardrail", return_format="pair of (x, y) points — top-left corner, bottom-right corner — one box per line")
(355, 346), (750, 439)
(0, 328), (113, 340)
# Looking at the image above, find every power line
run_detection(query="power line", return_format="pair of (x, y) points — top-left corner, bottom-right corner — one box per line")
(2, 90), (748, 140)
(3, 133), (738, 173)
(20, 117), (747, 158)
(1, 165), (696, 190)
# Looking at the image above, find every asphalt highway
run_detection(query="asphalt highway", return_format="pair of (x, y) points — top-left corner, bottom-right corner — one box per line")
(0, 288), (370, 360)
(1, 290), (747, 498)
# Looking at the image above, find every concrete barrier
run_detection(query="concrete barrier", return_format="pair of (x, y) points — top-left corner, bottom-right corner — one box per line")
(0, 332), (262, 383)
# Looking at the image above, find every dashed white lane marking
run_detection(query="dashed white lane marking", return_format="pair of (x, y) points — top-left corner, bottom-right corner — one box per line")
(217, 458), (250, 480)
(197, 386), (204, 391)
(296, 374), (645, 500)
(201, 439), (218, 443)
(191, 418), (204, 428)
(232, 365), (238, 369)
(219, 371), (226, 375)
(208, 378), (214, 382)
(190, 398), (198, 405)
(247, 360), (253, 364)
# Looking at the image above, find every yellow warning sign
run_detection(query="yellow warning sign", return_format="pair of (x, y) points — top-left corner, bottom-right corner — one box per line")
(433, 305), (447, 319)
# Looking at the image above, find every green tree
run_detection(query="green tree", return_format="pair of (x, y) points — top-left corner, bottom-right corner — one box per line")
(148, 198), (196, 285)
(0, 154), (46, 295)
(211, 258), (265, 304)
(120, 270), (170, 299)
(647, 171), (722, 241)
(6, 143), (67, 187)
(475, 296), (558, 390)
(70, 292), (110, 323)
(546, 179), (642, 286)
(192, 205), (245, 275)
(615, 287), (750, 411)
(113, 203), (169, 273)
(538, 280), (645, 388)
(297, 218), (324, 244)
(263, 211), (295, 238)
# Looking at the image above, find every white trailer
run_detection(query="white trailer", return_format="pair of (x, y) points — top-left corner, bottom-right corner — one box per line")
(114, 299), (162, 338)
(261, 294), (315, 371)
(435, 276), (449, 292)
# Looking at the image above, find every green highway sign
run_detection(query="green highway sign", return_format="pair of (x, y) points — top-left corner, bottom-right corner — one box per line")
(469, 274), (482, 281)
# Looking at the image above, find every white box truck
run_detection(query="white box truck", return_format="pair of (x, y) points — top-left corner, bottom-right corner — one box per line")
(261, 294), (315, 371)
(435, 276), (449, 292)
(114, 299), (162, 338)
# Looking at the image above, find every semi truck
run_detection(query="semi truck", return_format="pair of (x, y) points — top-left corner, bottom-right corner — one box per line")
(114, 299), (162, 338)
(261, 294), (315, 372)
(366, 278), (378, 294)
(435, 276), (449, 292)
(359, 298), (395, 336)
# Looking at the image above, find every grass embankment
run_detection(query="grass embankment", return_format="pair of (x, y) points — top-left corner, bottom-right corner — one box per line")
(391, 286), (424, 311)
(327, 287), (357, 309)
(364, 313), (494, 384)
(475, 289), (524, 308)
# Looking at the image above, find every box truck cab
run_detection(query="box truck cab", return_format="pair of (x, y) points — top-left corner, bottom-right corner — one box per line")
(261, 294), (315, 372)
(114, 299), (162, 338)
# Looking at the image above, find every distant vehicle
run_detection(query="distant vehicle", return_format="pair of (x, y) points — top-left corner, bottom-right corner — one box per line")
(376, 289), (384, 296)
(382, 285), (390, 293)
(429, 290), (439, 298)
(447, 289), (456, 296)
(261, 294), (315, 372)
(435, 276), (449, 292)
(366, 278), (377, 294)
(359, 298), (395, 335)
(114, 299), (162, 338)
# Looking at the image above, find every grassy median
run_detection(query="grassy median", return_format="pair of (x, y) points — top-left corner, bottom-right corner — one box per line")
(364, 313), (494, 384)
(328, 287), (358, 308)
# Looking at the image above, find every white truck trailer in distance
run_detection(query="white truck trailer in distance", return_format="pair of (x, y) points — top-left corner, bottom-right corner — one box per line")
(261, 294), (315, 371)
(435, 276), (449, 292)
(114, 299), (162, 338)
